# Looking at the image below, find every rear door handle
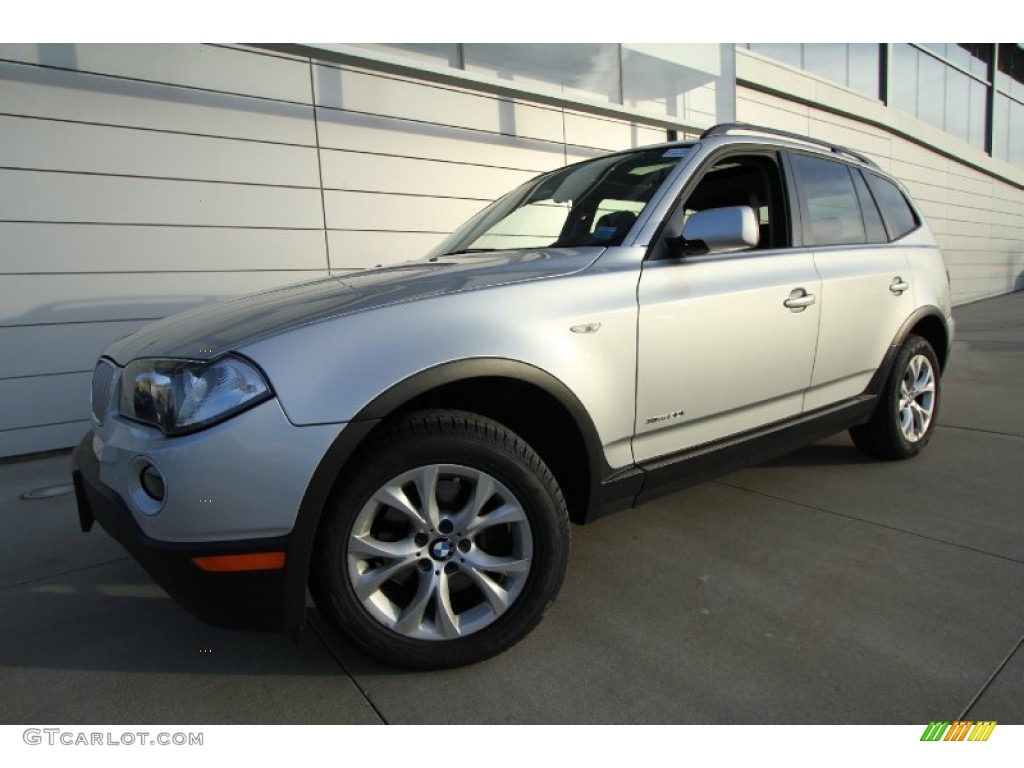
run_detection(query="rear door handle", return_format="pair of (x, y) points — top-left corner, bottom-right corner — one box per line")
(784, 288), (816, 312)
(890, 277), (910, 295)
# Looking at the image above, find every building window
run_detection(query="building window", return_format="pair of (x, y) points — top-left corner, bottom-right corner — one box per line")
(889, 44), (989, 152)
(462, 44), (621, 104)
(353, 44), (461, 68)
(743, 44), (880, 99)
(350, 43), (735, 129)
(621, 44), (724, 124)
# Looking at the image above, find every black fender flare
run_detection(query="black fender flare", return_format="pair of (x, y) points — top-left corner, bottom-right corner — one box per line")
(281, 358), (610, 632)
(864, 306), (952, 397)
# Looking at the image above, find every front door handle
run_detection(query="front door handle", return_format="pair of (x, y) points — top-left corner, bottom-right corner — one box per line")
(890, 277), (910, 295)
(784, 288), (816, 312)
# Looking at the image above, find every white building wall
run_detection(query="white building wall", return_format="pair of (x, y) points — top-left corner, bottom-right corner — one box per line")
(0, 44), (666, 457)
(736, 49), (1024, 306)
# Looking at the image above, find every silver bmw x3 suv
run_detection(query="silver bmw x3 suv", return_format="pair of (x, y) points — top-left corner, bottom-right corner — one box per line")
(73, 123), (953, 669)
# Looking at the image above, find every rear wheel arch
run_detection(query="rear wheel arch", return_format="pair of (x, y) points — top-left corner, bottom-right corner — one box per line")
(866, 307), (951, 397)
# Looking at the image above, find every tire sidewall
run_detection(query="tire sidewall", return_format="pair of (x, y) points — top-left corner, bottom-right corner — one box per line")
(312, 412), (569, 669)
(881, 336), (941, 458)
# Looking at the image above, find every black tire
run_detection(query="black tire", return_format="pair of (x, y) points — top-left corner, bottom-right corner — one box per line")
(851, 335), (941, 460)
(310, 409), (569, 670)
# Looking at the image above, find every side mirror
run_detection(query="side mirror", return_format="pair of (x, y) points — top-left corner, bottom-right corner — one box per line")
(671, 205), (759, 256)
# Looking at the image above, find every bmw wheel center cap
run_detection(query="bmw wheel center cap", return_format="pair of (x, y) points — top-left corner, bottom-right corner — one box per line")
(430, 538), (453, 561)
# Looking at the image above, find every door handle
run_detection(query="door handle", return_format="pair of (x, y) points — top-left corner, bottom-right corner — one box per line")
(890, 277), (910, 295)
(784, 288), (816, 312)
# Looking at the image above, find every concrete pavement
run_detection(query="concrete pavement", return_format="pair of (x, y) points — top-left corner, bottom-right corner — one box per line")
(1, 291), (1021, 724)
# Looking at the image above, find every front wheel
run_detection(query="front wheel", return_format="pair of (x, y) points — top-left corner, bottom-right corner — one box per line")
(851, 335), (941, 460)
(311, 410), (569, 670)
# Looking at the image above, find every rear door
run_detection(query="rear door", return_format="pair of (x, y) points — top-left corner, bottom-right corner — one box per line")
(787, 152), (918, 410)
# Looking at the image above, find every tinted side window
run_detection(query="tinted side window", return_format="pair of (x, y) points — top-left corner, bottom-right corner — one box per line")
(864, 172), (920, 240)
(790, 153), (866, 246)
(851, 169), (888, 243)
(666, 153), (790, 252)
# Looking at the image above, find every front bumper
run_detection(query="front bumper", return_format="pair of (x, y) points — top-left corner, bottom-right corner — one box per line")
(72, 434), (290, 631)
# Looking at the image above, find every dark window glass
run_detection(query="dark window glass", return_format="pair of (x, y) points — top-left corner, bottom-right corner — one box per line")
(958, 43), (992, 79)
(997, 43), (1024, 100)
(790, 154), (866, 246)
(864, 173), (920, 240)
(851, 170), (888, 243)
(675, 154), (789, 251)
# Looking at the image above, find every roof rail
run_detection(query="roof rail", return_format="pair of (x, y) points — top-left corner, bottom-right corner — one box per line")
(700, 122), (881, 169)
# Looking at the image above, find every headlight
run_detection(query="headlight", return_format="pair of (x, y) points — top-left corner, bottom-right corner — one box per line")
(119, 355), (271, 435)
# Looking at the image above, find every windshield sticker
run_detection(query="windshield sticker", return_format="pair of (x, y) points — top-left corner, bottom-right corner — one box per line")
(662, 147), (689, 158)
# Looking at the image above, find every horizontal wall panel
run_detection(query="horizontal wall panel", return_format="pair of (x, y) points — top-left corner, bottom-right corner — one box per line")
(737, 92), (811, 135)
(1, 271), (327, 327)
(902, 179), (949, 205)
(809, 117), (892, 160)
(314, 65), (565, 144)
(0, 371), (92, 431)
(315, 108), (566, 171)
(0, 116), (321, 187)
(0, 60), (316, 145)
(0, 321), (146, 379)
(947, 188), (995, 212)
(324, 190), (487, 233)
(0, 223), (328, 274)
(564, 112), (634, 151)
(327, 230), (446, 269)
(635, 125), (669, 146)
(945, 169), (993, 196)
(320, 148), (533, 199)
(890, 158), (949, 187)
(0, 44), (312, 104)
(0, 420), (89, 458)
(0, 171), (324, 228)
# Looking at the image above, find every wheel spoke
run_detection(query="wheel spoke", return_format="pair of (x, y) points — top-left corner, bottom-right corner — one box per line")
(371, 483), (430, 531)
(349, 534), (417, 560)
(413, 465), (443, 530)
(451, 473), (496, 531)
(463, 566), (512, 613)
(352, 557), (416, 601)
(463, 549), (531, 576)
(432, 572), (461, 639)
(393, 570), (435, 635)
(465, 502), (527, 534)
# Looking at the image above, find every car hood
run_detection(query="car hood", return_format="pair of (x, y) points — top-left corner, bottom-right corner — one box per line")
(104, 247), (605, 363)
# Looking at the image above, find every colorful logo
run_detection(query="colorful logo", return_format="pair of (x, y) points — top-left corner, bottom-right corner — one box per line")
(920, 721), (997, 741)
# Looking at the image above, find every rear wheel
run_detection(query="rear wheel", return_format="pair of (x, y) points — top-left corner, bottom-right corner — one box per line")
(311, 410), (569, 670)
(851, 335), (941, 460)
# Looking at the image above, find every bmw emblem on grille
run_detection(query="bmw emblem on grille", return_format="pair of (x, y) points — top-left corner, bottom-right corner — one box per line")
(430, 539), (453, 560)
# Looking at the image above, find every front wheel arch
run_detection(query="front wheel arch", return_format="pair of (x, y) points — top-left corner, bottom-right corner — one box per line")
(282, 359), (604, 634)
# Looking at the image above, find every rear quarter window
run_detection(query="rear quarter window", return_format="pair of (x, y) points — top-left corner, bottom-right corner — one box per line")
(864, 172), (921, 240)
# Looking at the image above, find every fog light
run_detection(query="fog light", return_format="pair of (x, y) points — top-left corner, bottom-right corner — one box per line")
(140, 463), (166, 501)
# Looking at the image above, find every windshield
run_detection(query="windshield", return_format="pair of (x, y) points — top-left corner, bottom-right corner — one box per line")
(429, 146), (692, 257)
